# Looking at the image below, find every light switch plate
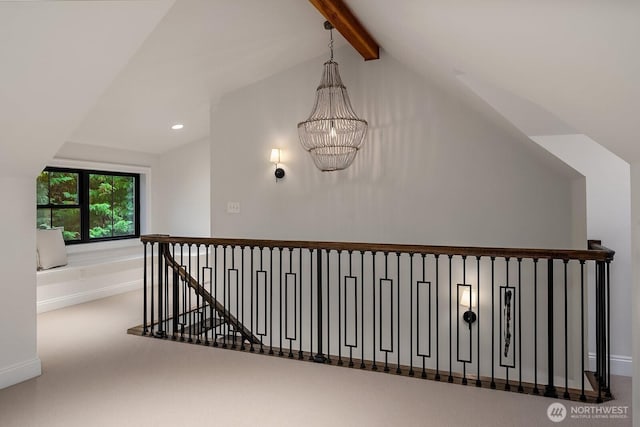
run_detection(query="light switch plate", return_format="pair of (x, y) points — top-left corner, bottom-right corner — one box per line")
(226, 201), (240, 214)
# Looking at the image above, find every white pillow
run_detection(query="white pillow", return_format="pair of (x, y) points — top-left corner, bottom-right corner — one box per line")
(36, 228), (68, 270)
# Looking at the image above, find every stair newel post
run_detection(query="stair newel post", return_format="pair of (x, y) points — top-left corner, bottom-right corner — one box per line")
(314, 248), (326, 363)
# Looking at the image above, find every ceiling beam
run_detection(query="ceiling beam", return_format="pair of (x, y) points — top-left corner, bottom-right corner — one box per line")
(308, 0), (379, 61)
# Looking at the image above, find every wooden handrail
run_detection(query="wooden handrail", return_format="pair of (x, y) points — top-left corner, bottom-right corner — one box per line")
(141, 235), (614, 262)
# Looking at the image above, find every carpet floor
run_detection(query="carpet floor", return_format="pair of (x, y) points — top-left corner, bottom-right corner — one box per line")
(0, 290), (632, 427)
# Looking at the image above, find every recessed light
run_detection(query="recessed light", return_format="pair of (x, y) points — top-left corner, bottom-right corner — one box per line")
(171, 124), (184, 130)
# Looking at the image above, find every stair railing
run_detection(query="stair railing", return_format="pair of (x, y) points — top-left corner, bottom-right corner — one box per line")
(134, 235), (614, 403)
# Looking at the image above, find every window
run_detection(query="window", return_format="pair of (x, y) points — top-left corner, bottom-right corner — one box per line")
(37, 167), (140, 244)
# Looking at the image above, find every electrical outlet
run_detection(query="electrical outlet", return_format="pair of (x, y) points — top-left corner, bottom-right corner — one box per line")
(226, 201), (240, 214)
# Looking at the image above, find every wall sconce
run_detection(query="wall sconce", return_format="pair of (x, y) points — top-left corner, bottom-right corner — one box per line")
(460, 288), (477, 329)
(270, 148), (285, 181)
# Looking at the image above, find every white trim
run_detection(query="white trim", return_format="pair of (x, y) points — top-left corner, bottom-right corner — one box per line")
(49, 157), (151, 175)
(0, 357), (42, 390)
(37, 280), (142, 313)
(588, 352), (632, 377)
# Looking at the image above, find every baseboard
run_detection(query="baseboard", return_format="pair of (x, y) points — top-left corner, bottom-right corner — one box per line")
(37, 280), (142, 313)
(0, 357), (42, 390)
(588, 352), (632, 377)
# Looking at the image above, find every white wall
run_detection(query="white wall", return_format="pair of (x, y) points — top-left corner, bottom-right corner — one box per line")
(207, 47), (588, 384)
(210, 48), (579, 249)
(152, 137), (210, 236)
(0, 1), (174, 390)
(533, 135), (632, 375)
(0, 174), (42, 388)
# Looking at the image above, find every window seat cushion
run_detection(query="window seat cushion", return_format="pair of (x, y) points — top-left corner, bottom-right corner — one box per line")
(36, 228), (68, 270)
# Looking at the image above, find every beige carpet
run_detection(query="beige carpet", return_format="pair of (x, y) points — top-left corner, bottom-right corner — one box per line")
(0, 290), (632, 427)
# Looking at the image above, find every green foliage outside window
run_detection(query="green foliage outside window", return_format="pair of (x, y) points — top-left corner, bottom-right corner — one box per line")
(36, 169), (137, 243)
(89, 174), (135, 239)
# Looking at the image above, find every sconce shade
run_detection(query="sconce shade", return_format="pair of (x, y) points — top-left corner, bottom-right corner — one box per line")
(297, 60), (367, 172)
(270, 148), (281, 164)
(460, 288), (477, 308)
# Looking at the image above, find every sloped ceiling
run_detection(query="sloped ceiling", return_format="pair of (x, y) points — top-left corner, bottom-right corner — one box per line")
(346, 0), (640, 163)
(70, 0), (346, 154)
(9, 1), (637, 165)
(0, 0), (174, 176)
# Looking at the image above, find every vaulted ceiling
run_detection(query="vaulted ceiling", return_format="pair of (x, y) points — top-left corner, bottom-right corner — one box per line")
(347, 0), (640, 163)
(70, 0), (347, 154)
(2, 1), (639, 169)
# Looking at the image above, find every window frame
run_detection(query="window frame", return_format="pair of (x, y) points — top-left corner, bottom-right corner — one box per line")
(37, 167), (141, 245)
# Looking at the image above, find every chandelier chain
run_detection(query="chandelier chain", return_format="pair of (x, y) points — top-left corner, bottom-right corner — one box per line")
(329, 27), (334, 61)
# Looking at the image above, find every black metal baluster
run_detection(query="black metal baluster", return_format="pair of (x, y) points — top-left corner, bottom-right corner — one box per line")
(278, 247), (283, 356)
(396, 253), (401, 374)
(461, 256), (467, 385)
(250, 246), (255, 353)
(353, 252), (358, 368)
(240, 246), (245, 350)
(435, 254), (440, 381)
(187, 244), (193, 343)
(180, 244), (186, 342)
(517, 258), (523, 393)
(186, 244), (192, 342)
(563, 259), (569, 399)
(596, 260), (603, 403)
(420, 254), (427, 379)
(233, 246), (238, 349)
(409, 253), (414, 377)
(171, 243), (178, 341)
(490, 256), (495, 389)
(164, 243), (169, 338)
(222, 246), (227, 348)
(384, 252), (389, 373)
(533, 259), (539, 394)
(505, 257), (510, 391)
(360, 251), (366, 369)
(338, 250), (343, 366)
(150, 242), (155, 336)
(309, 249), (314, 361)
(260, 247), (265, 354)
(545, 259), (557, 398)
(143, 242), (148, 335)
(213, 245), (218, 347)
(347, 251), (354, 367)
(448, 254), (453, 383)
(206, 245), (211, 346)
(314, 249), (325, 363)
(327, 250), (331, 364)
(606, 260), (611, 398)
(299, 248), (304, 360)
(288, 248), (294, 358)
(580, 260), (586, 402)
(372, 252), (377, 371)
(156, 243), (163, 337)
(269, 247), (274, 355)
(196, 244), (201, 344)
(476, 256), (481, 387)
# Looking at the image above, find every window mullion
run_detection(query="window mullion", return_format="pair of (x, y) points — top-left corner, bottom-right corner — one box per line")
(81, 171), (90, 243)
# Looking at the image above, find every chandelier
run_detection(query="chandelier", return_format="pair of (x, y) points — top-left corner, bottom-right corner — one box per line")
(298, 21), (368, 172)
